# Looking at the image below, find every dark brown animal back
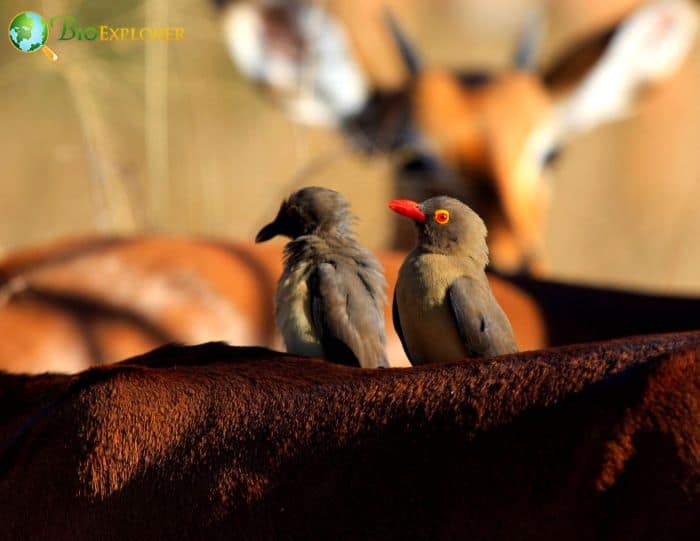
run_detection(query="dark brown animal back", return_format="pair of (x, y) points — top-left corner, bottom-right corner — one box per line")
(1, 331), (699, 540)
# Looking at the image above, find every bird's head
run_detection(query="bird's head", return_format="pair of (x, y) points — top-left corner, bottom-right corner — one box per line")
(389, 196), (488, 266)
(256, 187), (355, 242)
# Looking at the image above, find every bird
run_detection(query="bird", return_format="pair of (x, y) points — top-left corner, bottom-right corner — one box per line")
(388, 196), (518, 365)
(256, 187), (389, 368)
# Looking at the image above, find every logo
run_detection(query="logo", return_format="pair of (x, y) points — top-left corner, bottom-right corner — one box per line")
(50, 16), (185, 42)
(8, 12), (185, 62)
(8, 11), (58, 62)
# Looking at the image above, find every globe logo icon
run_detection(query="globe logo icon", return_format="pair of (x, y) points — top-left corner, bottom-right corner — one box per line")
(8, 11), (58, 62)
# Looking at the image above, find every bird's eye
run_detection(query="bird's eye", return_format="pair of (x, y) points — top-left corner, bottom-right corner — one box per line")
(434, 209), (450, 225)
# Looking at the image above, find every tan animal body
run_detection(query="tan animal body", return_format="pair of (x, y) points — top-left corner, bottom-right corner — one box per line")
(3, 234), (700, 374)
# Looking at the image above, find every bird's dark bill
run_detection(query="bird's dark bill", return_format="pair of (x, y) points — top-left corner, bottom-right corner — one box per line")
(388, 199), (426, 222)
(255, 221), (280, 243)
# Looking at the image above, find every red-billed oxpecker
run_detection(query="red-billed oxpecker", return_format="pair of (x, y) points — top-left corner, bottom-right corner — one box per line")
(390, 196), (517, 364)
(256, 187), (388, 368)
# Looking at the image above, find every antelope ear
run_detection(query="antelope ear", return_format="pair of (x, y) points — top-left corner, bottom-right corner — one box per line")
(554, 0), (698, 137)
(221, 3), (369, 126)
(221, 3), (266, 82)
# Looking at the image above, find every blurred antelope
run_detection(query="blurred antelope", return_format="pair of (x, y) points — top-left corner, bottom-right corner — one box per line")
(0, 236), (530, 372)
(3, 234), (700, 374)
(213, 0), (698, 271)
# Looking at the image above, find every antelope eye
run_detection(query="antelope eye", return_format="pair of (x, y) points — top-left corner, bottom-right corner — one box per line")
(434, 209), (450, 225)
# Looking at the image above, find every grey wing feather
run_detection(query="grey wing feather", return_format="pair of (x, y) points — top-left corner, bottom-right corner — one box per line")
(310, 263), (388, 368)
(447, 276), (518, 357)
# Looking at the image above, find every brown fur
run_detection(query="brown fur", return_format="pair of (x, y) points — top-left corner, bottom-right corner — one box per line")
(1, 331), (699, 539)
(0, 236), (283, 372)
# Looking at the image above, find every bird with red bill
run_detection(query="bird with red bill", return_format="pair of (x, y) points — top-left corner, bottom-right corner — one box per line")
(389, 196), (517, 365)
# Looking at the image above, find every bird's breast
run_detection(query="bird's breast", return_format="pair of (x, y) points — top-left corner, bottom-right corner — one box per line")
(396, 253), (468, 364)
(276, 261), (324, 358)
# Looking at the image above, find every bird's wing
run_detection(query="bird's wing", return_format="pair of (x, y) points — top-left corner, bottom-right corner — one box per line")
(392, 288), (419, 366)
(447, 276), (518, 356)
(309, 262), (388, 368)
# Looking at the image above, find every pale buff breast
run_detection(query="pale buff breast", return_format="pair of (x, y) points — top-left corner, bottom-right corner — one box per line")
(275, 261), (324, 358)
(396, 252), (468, 364)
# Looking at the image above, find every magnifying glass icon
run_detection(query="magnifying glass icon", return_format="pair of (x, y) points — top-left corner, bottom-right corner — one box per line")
(8, 11), (59, 63)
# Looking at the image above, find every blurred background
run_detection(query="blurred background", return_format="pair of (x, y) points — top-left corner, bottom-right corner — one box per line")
(2, 0), (699, 291)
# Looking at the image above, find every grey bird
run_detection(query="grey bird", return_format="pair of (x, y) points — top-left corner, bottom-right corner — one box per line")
(256, 187), (389, 368)
(389, 196), (518, 365)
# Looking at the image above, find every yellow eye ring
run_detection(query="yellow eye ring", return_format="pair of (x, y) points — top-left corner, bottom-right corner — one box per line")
(434, 209), (450, 224)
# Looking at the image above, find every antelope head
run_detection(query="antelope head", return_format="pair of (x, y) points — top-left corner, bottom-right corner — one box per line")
(214, 0), (698, 273)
